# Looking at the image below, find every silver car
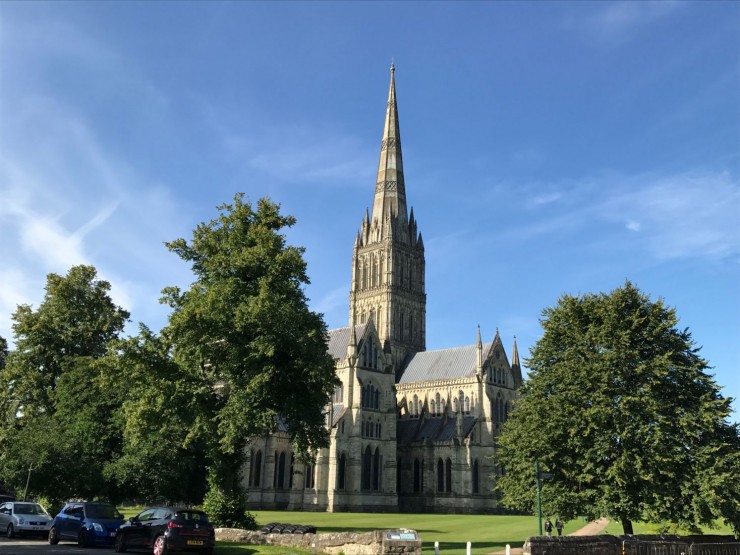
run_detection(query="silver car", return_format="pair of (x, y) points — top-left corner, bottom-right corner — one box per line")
(0, 501), (52, 538)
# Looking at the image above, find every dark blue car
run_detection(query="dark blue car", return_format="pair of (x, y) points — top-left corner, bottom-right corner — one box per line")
(49, 501), (125, 547)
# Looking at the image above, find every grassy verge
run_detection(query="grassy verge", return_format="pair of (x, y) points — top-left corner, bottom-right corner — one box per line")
(120, 507), (736, 555)
(253, 511), (538, 555)
(602, 519), (735, 536)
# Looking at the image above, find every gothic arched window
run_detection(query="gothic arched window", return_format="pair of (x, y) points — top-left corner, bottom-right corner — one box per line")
(437, 459), (444, 492)
(253, 450), (262, 487)
(338, 453), (346, 490)
(472, 460), (479, 494)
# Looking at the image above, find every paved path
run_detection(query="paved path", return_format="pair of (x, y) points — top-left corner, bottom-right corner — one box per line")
(490, 517), (610, 555)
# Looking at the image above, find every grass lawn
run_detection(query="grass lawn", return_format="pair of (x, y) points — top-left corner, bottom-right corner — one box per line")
(602, 519), (735, 536)
(117, 507), (736, 555)
(253, 511), (540, 555)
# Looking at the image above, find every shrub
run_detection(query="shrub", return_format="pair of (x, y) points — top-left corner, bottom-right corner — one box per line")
(201, 478), (257, 530)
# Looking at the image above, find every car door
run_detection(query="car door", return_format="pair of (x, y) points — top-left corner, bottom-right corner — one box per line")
(0, 503), (9, 530)
(146, 508), (172, 547)
(57, 504), (75, 539)
(66, 504), (84, 539)
(127, 508), (157, 548)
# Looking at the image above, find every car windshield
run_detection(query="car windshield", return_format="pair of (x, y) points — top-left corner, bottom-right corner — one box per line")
(15, 503), (47, 515)
(175, 511), (209, 523)
(85, 504), (120, 519)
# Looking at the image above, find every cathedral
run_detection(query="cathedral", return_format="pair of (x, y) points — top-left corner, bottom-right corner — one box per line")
(243, 66), (522, 513)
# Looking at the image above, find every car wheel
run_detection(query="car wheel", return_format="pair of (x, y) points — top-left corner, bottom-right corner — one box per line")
(49, 526), (59, 544)
(78, 528), (90, 548)
(152, 535), (169, 555)
(6, 523), (14, 539)
(114, 532), (128, 553)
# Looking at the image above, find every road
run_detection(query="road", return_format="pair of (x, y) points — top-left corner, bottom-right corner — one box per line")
(0, 536), (117, 554)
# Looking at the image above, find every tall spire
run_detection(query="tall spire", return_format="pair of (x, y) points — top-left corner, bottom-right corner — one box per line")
(371, 63), (407, 229)
(511, 336), (520, 369)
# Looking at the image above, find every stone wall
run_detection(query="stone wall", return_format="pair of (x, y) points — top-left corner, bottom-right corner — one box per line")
(216, 528), (422, 555)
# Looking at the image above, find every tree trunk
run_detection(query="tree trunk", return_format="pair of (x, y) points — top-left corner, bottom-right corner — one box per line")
(621, 518), (634, 535)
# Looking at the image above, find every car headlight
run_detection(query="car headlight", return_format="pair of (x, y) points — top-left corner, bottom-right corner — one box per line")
(17, 517), (25, 525)
(92, 522), (104, 532)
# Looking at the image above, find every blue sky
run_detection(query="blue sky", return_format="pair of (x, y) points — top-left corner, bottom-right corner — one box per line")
(1, 2), (738, 420)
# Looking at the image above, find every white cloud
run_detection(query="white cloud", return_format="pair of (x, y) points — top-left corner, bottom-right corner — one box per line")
(602, 172), (740, 260)
(492, 170), (739, 264)
(565, 1), (683, 42)
(625, 220), (641, 232)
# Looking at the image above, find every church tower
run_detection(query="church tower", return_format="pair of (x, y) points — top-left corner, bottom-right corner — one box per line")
(349, 65), (426, 366)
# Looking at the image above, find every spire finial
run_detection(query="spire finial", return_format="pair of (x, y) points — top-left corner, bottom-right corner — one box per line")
(391, 59), (395, 72)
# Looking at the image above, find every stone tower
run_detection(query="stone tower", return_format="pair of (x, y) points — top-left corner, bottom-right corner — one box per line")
(349, 65), (426, 367)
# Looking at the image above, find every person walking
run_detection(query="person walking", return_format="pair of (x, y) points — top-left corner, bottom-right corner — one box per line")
(555, 518), (564, 536)
(544, 518), (553, 537)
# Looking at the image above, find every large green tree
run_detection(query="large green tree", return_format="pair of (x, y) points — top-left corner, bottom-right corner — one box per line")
(102, 325), (210, 504)
(0, 265), (130, 501)
(497, 281), (740, 535)
(161, 194), (337, 513)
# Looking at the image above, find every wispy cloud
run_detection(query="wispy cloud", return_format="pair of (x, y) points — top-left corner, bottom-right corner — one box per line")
(565, 1), (683, 42)
(602, 172), (740, 260)
(504, 171), (740, 263)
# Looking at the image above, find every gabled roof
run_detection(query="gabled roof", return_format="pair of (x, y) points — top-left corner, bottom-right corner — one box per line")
(397, 415), (477, 443)
(331, 404), (347, 427)
(327, 323), (369, 360)
(397, 342), (493, 384)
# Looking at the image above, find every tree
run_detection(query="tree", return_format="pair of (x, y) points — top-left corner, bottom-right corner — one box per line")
(497, 281), (740, 535)
(161, 194), (337, 520)
(102, 325), (210, 504)
(0, 265), (129, 500)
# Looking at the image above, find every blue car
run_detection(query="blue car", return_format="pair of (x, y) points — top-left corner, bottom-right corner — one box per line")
(49, 501), (125, 547)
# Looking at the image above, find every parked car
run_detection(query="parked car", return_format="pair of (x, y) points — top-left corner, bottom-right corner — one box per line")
(0, 501), (52, 538)
(114, 506), (215, 555)
(48, 501), (125, 547)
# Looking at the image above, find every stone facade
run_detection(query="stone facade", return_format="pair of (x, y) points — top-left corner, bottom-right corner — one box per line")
(243, 66), (522, 513)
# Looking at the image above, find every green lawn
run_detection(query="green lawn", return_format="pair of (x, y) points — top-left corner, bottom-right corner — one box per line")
(602, 519), (735, 536)
(116, 507), (736, 555)
(253, 511), (540, 555)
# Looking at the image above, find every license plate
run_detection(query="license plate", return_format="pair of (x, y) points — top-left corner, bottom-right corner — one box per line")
(110, 532), (116, 537)
(187, 540), (204, 546)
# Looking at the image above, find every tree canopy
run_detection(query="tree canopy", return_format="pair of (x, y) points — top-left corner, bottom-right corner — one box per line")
(0, 265), (130, 504)
(161, 193), (337, 458)
(497, 281), (740, 535)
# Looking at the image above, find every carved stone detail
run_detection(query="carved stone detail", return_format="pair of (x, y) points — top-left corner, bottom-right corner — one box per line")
(381, 137), (400, 151)
(375, 181), (398, 193)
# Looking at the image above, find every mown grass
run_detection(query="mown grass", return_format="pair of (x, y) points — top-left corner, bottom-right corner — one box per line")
(602, 519), (735, 536)
(118, 507), (736, 555)
(253, 511), (539, 555)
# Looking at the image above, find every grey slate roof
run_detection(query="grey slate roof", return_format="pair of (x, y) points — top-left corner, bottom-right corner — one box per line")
(327, 324), (368, 360)
(397, 342), (492, 384)
(331, 404), (347, 427)
(397, 415), (477, 443)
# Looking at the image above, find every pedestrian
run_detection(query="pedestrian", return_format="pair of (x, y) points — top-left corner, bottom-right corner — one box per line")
(544, 518), (553, 537)
(555, 518), (564, 536)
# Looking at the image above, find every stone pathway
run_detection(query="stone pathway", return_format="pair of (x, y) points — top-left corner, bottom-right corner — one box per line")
(489, 517), (610, 555)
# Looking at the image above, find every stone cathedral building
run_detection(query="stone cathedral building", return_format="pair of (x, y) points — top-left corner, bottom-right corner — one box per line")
(243, 67), (522, 513)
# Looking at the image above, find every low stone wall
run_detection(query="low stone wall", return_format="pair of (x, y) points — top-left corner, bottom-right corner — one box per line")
(216, 528), (422, 555)
(522, 534), (740, 555)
